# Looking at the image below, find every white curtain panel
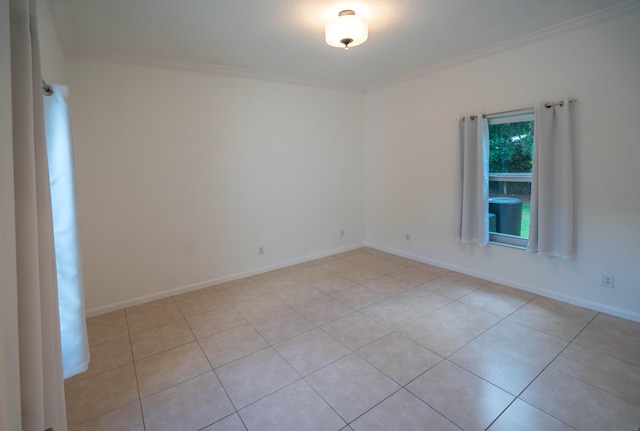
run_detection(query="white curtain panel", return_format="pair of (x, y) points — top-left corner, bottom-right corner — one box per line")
(44, 84), (90, 379)
(458, 115), (490, 246)
(9, 0), (68, 429)
(528, 100), (574, 259)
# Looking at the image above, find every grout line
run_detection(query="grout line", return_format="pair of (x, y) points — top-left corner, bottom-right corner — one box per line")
(72, 248), (638, 430)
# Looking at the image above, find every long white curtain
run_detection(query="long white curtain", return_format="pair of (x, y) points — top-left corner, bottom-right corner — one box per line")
(44, 84), (90, 379)
(458, 115), (490, 246)
(9, 0), (68, 429)
(528, 100), (574, 259)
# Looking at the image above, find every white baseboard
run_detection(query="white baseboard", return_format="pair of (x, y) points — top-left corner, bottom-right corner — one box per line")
(364, 242), (640, 323)
(85, 242), (365, 317)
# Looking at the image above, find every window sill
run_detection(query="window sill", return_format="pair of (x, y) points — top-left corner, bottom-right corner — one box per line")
(489, 232), (528, 249)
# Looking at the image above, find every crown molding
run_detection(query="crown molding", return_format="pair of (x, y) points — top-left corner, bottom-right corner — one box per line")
(367, 0), (640, 91)
(48, 0), (639, 93)
(47, 0), (363, 92)
(66, 46), (365, 93)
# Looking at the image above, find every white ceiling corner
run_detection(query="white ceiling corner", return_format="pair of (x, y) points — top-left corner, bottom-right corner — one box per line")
(47, 0), (639, 92)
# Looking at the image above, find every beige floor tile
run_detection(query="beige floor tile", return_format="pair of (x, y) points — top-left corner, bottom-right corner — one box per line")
(312, 259), (357, 274)
(340, 252), (383, 268)
(360, 299), (427, 330)
(440, 272), (489, 287)
(232, 294), (289, 322)
(126, 301), (183, 333)
(176, 291), (230, 317)
(521, 368), (640, 431)
(239, 380), (346, 431)
(357, 332), (442, 385)
(351, 389), (460, 431)
(428, 301), (502, 335)
(199, 324), (268, 368)
(275, 284), (326, 307)
(322, 312), (391, 350)
(283, 264), (329, 282)
(294, 295), (353, 325)
(130, 319), (194, 360)
(573, 323), (640, 367)
(483, 282), (537, 301)
(329, 285), (387, 310)
(361, 258), (413, 275)
(458, 288), (527, 317)
(86, 313), (129, 346)
(531, 296), (598, 321)
(410, 262), (450, 277)
(407, 360), (514, 431)
(65, 364), (139, 428)
(135, 341), (211, 397)
(141, 371), (234, 431)
(487, 399), (576, 431)
(125, 297), (175, 316)
(65, 335), (132, 385)
(201, 414), (247, 431)
(422, 278), (478, 299)
(506, 302), (591, 340)
(86, 309), (125, 325)
(385, 255), (418, 266)
(70, 252), (640, 430)
(448, 337), (551, 395)
(69, 401), (144, 431)
(307, 273), (358, 293)
(172, 285), (218, 302)
(216, 348), (300, 409)
(362, 276), (413, 296)
(275, 327), (350, 376)
(251, 308), (315, 344)
(306, 354), (400, 423)
(591, 312), (640, 337)
(388, 267), (439, 286)
(339, 266), (384, 284)
(258, 279), (300, 295)
(218, 283), (271, 305)
(550, 343), (640, 405)
(361, 247), (394, 258)
(399, 315), (477, 357)
(479, 320), (568, 360)
(185, 305), (246, 339)
(392, 286), (453, 313)
(201, 413), (247, 431)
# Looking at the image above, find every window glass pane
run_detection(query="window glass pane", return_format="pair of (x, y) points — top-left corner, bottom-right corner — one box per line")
(487, 114), (534, 246)
(489, 181), (530, 239)
(488, 120), (534, 174)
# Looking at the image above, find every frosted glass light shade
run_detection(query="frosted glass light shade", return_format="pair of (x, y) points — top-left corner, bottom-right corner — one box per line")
(325, 10), (368, 49)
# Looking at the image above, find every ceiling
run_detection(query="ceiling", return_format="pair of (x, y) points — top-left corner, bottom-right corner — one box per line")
(49, 0), (634, 91)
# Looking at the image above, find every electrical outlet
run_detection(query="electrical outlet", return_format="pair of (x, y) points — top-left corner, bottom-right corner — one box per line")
(602, 273), (614, 288)
(340, 229), (344, 238)
(258, 246), (264, 255)
(405, 233), (411, 241)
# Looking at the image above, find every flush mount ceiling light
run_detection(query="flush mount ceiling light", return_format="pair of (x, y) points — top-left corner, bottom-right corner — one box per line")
(325, 9), (368, 50)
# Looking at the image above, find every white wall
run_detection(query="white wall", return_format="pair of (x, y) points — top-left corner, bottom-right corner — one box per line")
(38, 0), (66, 84)
(67, 59), (365, 312)
(365, 9), (640, 321)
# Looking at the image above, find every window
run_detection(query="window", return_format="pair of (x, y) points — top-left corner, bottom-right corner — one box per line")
(487, 110), (534, 248)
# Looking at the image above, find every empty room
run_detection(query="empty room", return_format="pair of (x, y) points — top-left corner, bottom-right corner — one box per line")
(2, 0), (639, 430)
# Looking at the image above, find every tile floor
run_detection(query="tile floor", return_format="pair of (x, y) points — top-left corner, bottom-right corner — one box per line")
(64, 247), (640, 431)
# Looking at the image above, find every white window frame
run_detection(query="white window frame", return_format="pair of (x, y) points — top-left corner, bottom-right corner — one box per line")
(487, 110), (534, 249)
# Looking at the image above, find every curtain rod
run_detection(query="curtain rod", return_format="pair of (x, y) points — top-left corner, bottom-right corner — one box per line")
(483, 98), (576, 118)
(42, 79), (54, 96)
